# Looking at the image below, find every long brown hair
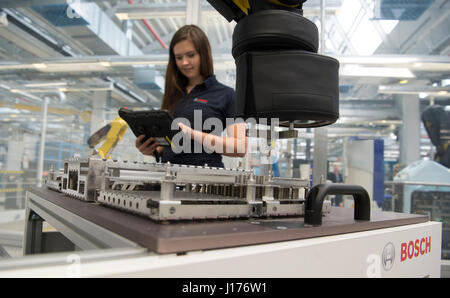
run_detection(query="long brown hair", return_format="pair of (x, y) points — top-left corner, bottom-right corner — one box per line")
(161, 25), (214, 113)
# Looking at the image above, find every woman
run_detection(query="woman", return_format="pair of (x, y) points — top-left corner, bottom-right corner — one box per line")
(136, 25), (247, 167)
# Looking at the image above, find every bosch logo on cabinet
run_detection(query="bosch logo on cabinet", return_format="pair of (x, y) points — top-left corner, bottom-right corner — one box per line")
(371, 230), (440, 278)
(400, 236), (431, 262)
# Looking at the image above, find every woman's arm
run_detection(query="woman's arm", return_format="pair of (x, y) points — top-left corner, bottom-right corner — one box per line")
(178, 122), (247, 157)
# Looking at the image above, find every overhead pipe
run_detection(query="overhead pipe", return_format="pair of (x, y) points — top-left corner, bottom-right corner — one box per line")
(127, 0), (168, 50)
(1, 8), (74, 57)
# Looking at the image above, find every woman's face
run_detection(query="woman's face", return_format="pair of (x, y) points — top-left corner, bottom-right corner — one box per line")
(173, 39), (202, 83)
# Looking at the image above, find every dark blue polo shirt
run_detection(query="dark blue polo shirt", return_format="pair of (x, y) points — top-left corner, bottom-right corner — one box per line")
(161, 75), (236, 167)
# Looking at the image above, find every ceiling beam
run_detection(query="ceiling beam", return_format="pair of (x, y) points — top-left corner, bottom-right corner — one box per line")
(0, 0), (106, 8)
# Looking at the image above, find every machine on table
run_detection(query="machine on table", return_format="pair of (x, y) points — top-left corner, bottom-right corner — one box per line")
(45, 156), (320, 221)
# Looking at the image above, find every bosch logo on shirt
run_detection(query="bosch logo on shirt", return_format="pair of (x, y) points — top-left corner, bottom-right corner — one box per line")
(194, 98), (208, 104)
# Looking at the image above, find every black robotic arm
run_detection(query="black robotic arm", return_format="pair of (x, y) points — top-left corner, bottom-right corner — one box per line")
(207, 0), (340, 128)
(208, 0), (307, 21)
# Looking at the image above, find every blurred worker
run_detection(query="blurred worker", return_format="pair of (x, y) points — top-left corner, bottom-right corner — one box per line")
(328, 164), (343, 183)
(327, 164), (344, 206)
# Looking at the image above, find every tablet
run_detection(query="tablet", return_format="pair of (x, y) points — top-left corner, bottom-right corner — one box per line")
(118, 107), (178, 147)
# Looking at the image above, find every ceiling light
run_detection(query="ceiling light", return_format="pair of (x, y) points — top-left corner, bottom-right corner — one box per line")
(110, 60), (168, 67)
(8, 83), (113, 93)
(25, 82), (67, 87)
(114, 4), (217, 20)
(117, 11), (186, 19)
(379, 85), (449, 97)
(341, 65), (415, 78)
(115, 13), (129, 20)
(32, 62), (112, 73)
(335, 56), (450, 72)
(32, 63), (47, 69)
(0, 64), (33, 70)
(0, 84), (10, 90)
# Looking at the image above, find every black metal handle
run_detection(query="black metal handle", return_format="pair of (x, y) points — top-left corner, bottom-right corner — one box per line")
(304, 183), (371, 226)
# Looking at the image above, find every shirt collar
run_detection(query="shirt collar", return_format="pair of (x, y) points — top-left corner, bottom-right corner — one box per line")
(182, 75), (216, 96)
(202, 75), (217, 89)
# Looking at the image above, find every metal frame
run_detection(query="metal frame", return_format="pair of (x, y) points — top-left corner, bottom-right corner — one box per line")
(23, 190), (140, 255)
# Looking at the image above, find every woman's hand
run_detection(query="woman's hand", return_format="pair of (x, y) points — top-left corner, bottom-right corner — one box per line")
(178, 122), (194, 139)
(176, 122), (247, 158)
(135, 135), (164, 156)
